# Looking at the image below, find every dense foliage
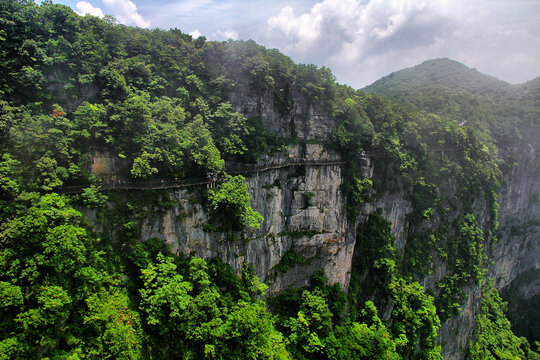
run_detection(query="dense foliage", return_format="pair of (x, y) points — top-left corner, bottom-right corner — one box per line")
(469, 280), (539, 360)
(364, 58), (539, 172)
(0, 193), (144, 359)
(0, 1), (537, 359)
(364, 56), (539, 347)
(207, 174), (263, 230)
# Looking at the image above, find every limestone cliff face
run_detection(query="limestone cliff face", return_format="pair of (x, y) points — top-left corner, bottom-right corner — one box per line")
(89, 86), (538, 360)
(90, 88), (352, 293)
(365, 194), (483, 360)
(491, 137), (540, 293)
(430, 134), (540, 360)
(489, 133), (540, 343)
(229, 87), (334, 141)
(363, 139), (539, 360)
(139, 144), (354, 293)
(140, 88), (352, 292)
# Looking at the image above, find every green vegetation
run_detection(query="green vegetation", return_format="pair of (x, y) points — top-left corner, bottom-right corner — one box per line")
(348, 214), (442, 360)
(207, 174), (263, 230)
(364, 58), (539, 353)
(0, 1), (537, 359)
(268, 267), (441, 360)
(469, 279), (540, 360)
(274, 246), (313, 273)
(0, 193), (143, 359)
(138, 254), (289, 359)
(364, 58), (539, 173)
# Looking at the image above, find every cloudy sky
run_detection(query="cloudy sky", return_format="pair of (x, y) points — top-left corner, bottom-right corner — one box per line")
(47, 0), (540, 88)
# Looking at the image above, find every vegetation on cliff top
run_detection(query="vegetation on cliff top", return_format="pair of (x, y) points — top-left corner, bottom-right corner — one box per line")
(0, 1), (537, 358)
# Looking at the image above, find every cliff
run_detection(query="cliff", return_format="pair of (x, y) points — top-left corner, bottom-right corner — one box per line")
(490, 131), (540, 342)
(138, 143), (355, 293)
(2, 4), (536, 357)
(492, 135), (539, 292)
(84, 76), (539, 358)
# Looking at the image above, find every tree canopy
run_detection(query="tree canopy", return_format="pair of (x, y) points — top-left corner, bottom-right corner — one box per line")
(0, 1), (537, 359)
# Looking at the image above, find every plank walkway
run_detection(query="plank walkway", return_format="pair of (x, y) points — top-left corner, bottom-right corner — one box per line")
(58, 158), (346, 195)
(58, 146), (462, 195)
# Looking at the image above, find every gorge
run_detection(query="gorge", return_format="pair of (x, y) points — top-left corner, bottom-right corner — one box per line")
(0, 2), (538, 359)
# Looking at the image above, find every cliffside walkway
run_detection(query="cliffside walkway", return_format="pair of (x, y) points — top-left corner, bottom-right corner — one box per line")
(58, 158), (346, 195)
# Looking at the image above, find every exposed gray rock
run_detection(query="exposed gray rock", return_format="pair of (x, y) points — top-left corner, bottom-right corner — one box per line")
(437, 285), (483, 360)
(85, 86), (539, 360)
(139, 144), (353, 293)
(491, 139), (540, 293)
(229, 87), (335, 140)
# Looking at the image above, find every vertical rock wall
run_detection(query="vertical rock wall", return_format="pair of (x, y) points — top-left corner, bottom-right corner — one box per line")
(88, 84), (539, 360)
(491, 139), (540, 292)
(139, 144), (354, 293)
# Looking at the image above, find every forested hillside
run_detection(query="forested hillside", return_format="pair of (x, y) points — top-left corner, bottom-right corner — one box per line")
(364, 58), (539, 170)
(0, 1), (538, 359)
(365, 58), (540, 348)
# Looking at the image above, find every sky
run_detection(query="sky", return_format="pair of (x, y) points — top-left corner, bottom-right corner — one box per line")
(45, 0), (540, 88)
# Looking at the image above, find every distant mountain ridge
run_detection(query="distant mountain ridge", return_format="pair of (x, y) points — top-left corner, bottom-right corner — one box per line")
(363, 58), (540, 105)
(362, 58), (538, 140)
(364, 58), (531, 96)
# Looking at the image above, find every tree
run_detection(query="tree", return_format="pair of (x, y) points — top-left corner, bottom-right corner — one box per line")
(131, 151), (159, 178)
(286, 289), (334, 359)
(469, 279), (538, 360)
(207, 174), (263, 230)
(217, 300), (290, 359)
(0, 193), (128, 359)
(388, 277), (442, 360)
(210, 102), (252, 158)
(139, 253), (193, 328)
(186, 115), (224, 173)
(331, 302), (399, 360)
(139, 253), (289, 359)
(84, 290), (143, 360)
(0, 154), (21, 199)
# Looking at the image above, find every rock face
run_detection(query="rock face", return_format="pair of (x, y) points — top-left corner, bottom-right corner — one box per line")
(491, 137), (540, 292)
(434, 134), (540, 359)
(139, 144), (353, 292)
(135, 88), (350, 292)
(437, 286), (483, 360)
(89, 87), (539, 359)
(229, 87), (335, 141)
(489, 134), (540, 342)
(89, 151), (128, 182)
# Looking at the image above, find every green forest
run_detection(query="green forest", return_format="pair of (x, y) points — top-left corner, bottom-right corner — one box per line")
(0, 1), (538, 359)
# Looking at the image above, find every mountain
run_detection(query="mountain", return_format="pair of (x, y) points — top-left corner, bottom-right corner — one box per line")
(365, 58), (539, 169)
(366, 57), (540, 348)
(365, 58), (513, 95)
(363, 58), (537, 122)
(0, 2), (538, 359)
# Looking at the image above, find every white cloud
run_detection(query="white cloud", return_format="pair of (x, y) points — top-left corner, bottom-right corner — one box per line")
(103, 0), (151, 28)
(265, 0), (459, 86)
(264, 0), (540, 87)
(75, 1), (104, 17)
(189, 29), (202, 38)
(268, 0), (440, 59)
(370, 13), (407, 40)
(216, 28), (239, 40)
(267, 5), (323, 49)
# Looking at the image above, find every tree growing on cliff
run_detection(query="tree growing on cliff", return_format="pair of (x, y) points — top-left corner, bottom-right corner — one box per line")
(207, 174), (263, 230)
(469, 279), (539, 360)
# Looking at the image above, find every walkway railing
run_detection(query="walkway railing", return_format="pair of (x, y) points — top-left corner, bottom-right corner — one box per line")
(58, 158), (346, 195)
